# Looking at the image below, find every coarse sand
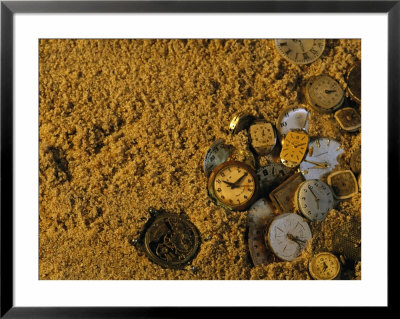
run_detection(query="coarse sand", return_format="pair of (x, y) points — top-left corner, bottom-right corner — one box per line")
(39, 39), (361, 280)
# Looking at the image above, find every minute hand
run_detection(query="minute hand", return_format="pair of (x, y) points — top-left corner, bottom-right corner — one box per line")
(304, 159), (330, 168)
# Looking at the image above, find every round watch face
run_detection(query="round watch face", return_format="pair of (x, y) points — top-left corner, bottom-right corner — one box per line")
(346, 61), (361, 104)
(295, 179), (334, 222)
(203, 139), (233, 177)
(267, 213), (312, 261)
(306, 75), (344, 113)
(249, 120), (277, 155)
(280, 130), (309, 168)
(300, 137), (344, 180)
(208, 161), (258, 211)
(309, 252), (341, 280)
(143, 212), (200, 269)
(257, 163), (293, 194)
(276, 107), (310, 141)
(275, 39), (325, 64)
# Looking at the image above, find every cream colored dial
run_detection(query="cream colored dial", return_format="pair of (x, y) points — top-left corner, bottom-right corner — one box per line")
(309, 252), (341, 280)
(249, 120), (277, 155)
(276, 107), (310, 141)
(208, 161), (258, 211)
(275, 39), (325, 64)
(306, 75), (344, 113)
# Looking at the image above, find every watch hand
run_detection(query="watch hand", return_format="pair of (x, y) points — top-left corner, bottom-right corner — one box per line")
(287, 233), (307, 245)
(322, 262), (328, 272)
(325, 89), (337, 94)
(294, 143), (307, 148)
(304, 159), (330, 168)
(222, 180), (235, 187)
(308, 187), (320, 209)
(232, 172), (248, 187)
(315, 151), (329, 157)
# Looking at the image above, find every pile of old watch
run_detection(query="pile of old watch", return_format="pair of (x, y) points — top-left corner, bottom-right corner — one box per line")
(204, 39), (361, 279)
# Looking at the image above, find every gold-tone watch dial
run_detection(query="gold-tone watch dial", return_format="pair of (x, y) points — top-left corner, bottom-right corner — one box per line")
(309, 252), (340, 280)
(249, 121), (276, 155)
(212, 163), (256, 209)
(280, 131), (309, 167)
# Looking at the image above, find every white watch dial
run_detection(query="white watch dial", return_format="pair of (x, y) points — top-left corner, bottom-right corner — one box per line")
(276, 107), (310, 141)
(295, 180), (334, 222)
(267, 213), (312, 261)
(300, 137), (344, 180)
(306, 75), (344, 113)
(203, 139), (232, 177)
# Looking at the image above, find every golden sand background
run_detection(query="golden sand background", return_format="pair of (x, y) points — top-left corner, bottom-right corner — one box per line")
(39, 39), (361, 280)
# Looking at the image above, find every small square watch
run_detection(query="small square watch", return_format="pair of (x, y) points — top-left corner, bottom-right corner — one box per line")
(327, 170), (358, 200)
(334, 107), (361, 132)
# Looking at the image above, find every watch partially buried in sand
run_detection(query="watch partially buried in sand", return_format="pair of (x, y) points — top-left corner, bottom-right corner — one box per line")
(207, 160), (259, 211)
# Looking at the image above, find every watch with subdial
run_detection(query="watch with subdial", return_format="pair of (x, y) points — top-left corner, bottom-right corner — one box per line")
(207, 160), (259, 211)
(248, 119), (277, 155)
(294, 179), (335, 222)
(275, 39), (325, 65)
(308, 252), (341, 280)
(305, 74), (345, 113)
(280, 130), (309, 168)
(299, 137), (344, 180)
(266, 213), (312, 261)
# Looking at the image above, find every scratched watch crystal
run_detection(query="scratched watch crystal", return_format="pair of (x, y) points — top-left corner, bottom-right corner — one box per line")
(207, 160), (258, 211)
(248, 120), (277, 155)
(276, 106), (310, 141)
(300, 137), (344, 180)
(275, 39), (325, 64)
(203, 139), (233, 177)
(305, 75), (345, 113)
(309, 252), (341, 280)
(266, 213), (312, 261)
(143, 212), (200, 269)
(295, 179), (335, 222)
(280, 130), (309, 168)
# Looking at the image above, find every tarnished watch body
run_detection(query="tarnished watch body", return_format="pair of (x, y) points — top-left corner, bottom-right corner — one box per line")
(346, 61), (361, 104)
(305, 75), (345, 113)
(229, 112), (255, 134)
(207, 160), (259, 211)
(257, 163), (293, 195)
(203, 139), (233, 177)
(327, 170), (358, 200)
(334, 107), (361, 132)
(141, 211), (200, 269)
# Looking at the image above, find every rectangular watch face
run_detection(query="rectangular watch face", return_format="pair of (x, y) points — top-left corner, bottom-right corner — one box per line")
(269, 172), (305, 213)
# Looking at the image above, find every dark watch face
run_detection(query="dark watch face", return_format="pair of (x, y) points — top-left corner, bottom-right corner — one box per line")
(143, 213), (200, 268)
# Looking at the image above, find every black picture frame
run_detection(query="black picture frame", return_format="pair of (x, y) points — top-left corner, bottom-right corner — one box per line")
(1, 0), (394, 317)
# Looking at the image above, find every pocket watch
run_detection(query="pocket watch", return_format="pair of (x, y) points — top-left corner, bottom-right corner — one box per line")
(346, 61), (361, 104)
(247, 198), (277, 266)
(300, 137), (344, 180)
(229, 112), (255, 134)
(266, 213), (312, 261)
(327, 170), (358, 200)
(248, 119), (277, 155)
(280, 130), (309, 168)
(305, 75), (345, 113)
(276, 106), (310, 141)
(294, 179), (335, 222)
(207, 160), (259, 211)
(334, 107), (361, 132)
(269, 171), (305, 214)
(203, 139), (233, 177)
(332, 220), (361, 262)
(138, 210), (201, 269)
(350, 147), (361, 174)
(275, 39), (325, 65)
(308, 252), (341, 280)
(257, 163), (293, 195)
